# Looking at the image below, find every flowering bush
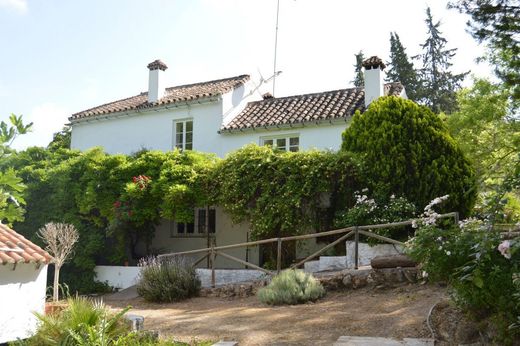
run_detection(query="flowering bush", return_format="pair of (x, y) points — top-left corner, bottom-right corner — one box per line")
(407, 196), (520, 344)
(137, 256), (201, 303)
(334, 189), (416, 243)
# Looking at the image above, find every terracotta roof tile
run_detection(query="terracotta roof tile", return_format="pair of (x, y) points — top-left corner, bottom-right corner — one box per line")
(70, 74), (250, 121)
(0, 224), (52, 265)
(221, 83), (403, 131)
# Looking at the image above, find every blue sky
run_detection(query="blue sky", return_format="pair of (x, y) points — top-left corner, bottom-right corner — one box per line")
(0, 0), (493, 149)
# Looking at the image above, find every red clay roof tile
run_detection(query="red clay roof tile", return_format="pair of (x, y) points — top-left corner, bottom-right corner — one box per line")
(70, 75), (250, 121)
(0, 224), (52, 265)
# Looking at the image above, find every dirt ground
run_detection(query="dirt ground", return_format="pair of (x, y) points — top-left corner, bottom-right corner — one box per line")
(106, 283), (447, 346)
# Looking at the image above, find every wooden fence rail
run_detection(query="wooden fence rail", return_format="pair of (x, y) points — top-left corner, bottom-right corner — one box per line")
(158, 212), (459, 287)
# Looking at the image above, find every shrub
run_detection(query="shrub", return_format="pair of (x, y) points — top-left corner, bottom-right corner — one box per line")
(406, 198), (520, 345)
(18, 297), (130, 346)
(341, 96), (476, 216)
(137, 256), (201, 302)
(334, 189), (417, 243)
(257, 269), (325, 305)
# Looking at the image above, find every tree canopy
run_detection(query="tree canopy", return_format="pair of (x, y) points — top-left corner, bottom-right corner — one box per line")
(449, 0), (520, 101)
(386, 32), (421, 102)
(342, 96), (476, 215)
(415, 7), (468, 113)
(352, 51), (365, 88)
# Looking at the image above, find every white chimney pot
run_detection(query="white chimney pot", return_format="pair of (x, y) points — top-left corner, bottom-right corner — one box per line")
(147, 59), (168, 103)
(362, 56), (386, 107)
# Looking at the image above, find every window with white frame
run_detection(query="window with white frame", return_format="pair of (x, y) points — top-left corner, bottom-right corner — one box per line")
(173, 119), (193, 151)
(170, 208), (216, 237)
(261, 135), (299, 152)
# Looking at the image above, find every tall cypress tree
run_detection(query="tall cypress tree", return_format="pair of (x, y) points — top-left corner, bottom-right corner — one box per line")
(352, 51), (365, 87)
(415, 7), (468, 113)
(386, 32), (421, 101)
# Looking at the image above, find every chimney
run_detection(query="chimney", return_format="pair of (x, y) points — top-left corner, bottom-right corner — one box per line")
(147, 59), (168, 103)
(362, 56), (386, 107)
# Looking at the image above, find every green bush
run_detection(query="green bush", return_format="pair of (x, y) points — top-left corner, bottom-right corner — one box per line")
(258, 270), (325, 305)
(137, 256), (201, 302)
(334, 190), (417, 243)
(16, 297), (130, 346)
(407, 214), (520, 345)
(342, 96), (476, 216)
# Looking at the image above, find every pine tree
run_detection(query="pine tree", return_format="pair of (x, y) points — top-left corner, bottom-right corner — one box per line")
(352, 51), (365, 87)
(386, 32), (421, 101)
(449, 0), (520, 101)
(415, 7), (468, 113)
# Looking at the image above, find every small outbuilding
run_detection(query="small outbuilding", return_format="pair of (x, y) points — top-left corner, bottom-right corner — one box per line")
(0, 223), (52, 344)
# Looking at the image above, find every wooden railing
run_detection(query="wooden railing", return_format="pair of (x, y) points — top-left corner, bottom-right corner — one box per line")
(158, 212), (459, 287)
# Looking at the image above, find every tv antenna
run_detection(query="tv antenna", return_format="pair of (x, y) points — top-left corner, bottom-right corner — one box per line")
(273, 0), (280, 96)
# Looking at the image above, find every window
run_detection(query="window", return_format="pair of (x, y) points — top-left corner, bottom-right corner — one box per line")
(170, 208), (216, 237)
(261, 135), (299, 152)
(173, 119), (193, 151)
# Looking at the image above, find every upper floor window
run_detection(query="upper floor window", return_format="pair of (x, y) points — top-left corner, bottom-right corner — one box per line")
(261, 135), (299, 152)
(174, 119), (193, 151)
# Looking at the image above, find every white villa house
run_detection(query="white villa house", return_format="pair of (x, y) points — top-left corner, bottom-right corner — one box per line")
(0, 223), (52, 343)
(70, 56), (406, 268)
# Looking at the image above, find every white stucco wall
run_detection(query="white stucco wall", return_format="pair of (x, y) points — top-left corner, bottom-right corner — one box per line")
(218, 122), (349, 157)
(0, 264), (48, 344)
(94, 265), (265, 290)
(71, 100), (225, 155)
(94, 265), (141, 290)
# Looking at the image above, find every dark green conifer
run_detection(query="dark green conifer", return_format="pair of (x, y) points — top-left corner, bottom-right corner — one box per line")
(386, 32), (421, 101)
(415, 7), (468, 113)
(352, 51), (365, 87)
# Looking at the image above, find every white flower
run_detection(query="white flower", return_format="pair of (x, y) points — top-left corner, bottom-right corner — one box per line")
(446, 251), (451, 256)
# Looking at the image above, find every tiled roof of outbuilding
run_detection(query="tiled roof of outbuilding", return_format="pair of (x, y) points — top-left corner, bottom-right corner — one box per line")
(70, 74), (250, 121)
(221, 82), (403, 131)
(0, 224), (52, 265)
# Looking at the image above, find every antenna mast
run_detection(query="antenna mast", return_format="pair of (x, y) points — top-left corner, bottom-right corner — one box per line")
(273, 0), (280, 96)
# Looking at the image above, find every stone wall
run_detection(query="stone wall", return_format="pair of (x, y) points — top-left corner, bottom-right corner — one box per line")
(199, 267), (421, 298)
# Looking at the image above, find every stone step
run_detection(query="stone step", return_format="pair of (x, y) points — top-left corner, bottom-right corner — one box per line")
(333, 336), (434, 346)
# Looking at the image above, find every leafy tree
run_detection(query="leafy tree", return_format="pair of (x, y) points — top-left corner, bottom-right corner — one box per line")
(0, 114), (32, 225)
(415, 7), (468, 113)
(352, 50), (365, 87)
(386, 32), (421, 101)
(449, 0), (520, 101)
(447, 79), (520, 222)
(342, 96), (477, 216)
(48, 126), (71, 151)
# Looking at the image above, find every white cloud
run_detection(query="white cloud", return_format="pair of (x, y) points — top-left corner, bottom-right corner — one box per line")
(0, 0), (28, 14)
(11, 102), (69, 150)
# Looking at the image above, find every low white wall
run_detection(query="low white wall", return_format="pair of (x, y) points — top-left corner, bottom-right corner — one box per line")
(95, 265), (265, 290)
(345, 241), (403, 268)
(0, 264), (48, 344)
(95, 266), (141, 290)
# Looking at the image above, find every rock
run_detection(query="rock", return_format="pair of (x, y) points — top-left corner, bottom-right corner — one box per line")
(342, 274), (353, 288)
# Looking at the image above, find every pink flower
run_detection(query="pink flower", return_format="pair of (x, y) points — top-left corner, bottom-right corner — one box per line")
(498, 240), (511, 259)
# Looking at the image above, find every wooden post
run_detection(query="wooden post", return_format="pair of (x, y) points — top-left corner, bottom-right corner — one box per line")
(354, 226), (359, 270)
(276, 238), (282, 274)
(210, 245), (216, 288)
(454, 212), (460, 225)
